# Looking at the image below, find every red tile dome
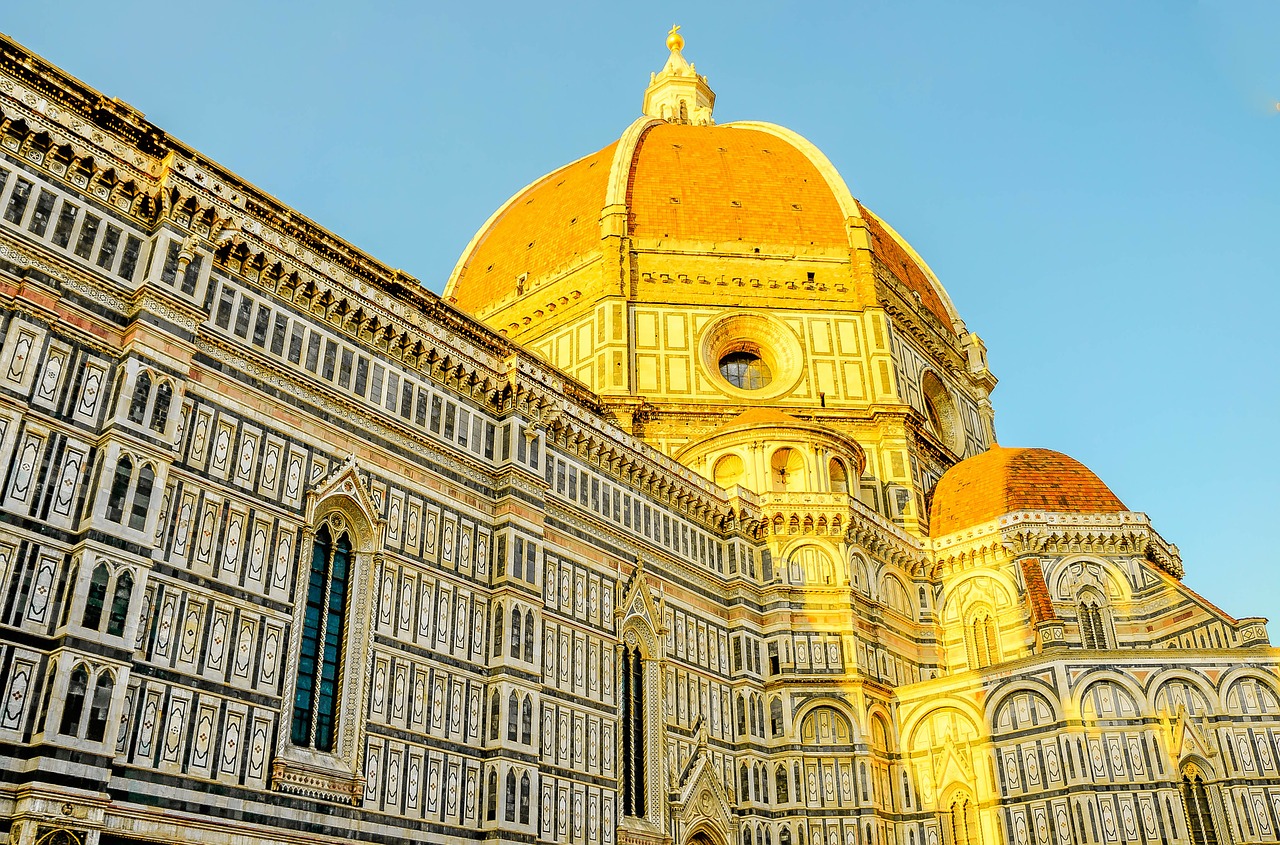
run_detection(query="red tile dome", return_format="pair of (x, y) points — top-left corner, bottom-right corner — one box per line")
(929, 446), (1126, 535)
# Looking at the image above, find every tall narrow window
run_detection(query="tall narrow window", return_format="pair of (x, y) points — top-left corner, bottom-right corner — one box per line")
(60, 665), (89, 735)
(829, 458), (848, 493)
(493, 605), (504, 657)
(291, 523), (351, 751)
(507, 692), (519, 742)
(150, 381), (173, 433)
(82, 564), (110, 629)
(1079, 597), (1107, 649)
(86, 671), (114, 741)
(521, 696), (532, 745)
(505, 770), (517, 822)
(776, 765), (789, 803)
(129, 464), (154, 531)
(105, 456), (133, 523)
(486, 770), (498, 821)
(523, 613), (534, 662)
(489, 691), (501, 741)
(510, 607), (522, 658)
(128, 372), (151, 424)
(519, 771), (531, 824)
(969, 613), (998, 669)
(621, 644), (646, 817)
(1181, 767), (1220, 845)
(948, 794), (980, 845)
(105, 571), (133, 636)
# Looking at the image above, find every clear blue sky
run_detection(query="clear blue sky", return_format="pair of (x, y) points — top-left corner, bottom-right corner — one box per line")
(6, 2), (1277, 621)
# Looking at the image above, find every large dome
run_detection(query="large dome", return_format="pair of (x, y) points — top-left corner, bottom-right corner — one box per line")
(929, 446), (1127, 536)
(445, 118), (959, 336)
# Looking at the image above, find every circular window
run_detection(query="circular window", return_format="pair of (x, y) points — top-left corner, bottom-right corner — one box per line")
(700, 313), (803, 400)
(718, 350), (772, 390)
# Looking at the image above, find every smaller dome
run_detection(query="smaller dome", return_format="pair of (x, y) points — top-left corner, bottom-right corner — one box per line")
(929, 446), (1126, 535)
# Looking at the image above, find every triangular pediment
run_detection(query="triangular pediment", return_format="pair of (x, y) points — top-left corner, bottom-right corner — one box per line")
(306, 455), (384, 546)
(615, 559), (667, 652)
(1167, 706), (1217, 766)
(671, 730), (735, 845)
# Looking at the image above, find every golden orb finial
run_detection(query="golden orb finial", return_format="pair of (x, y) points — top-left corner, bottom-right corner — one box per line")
(666, 24), (684, 53)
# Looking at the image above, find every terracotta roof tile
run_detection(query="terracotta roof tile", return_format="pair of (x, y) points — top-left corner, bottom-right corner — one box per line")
(930, 446), (1126, 536)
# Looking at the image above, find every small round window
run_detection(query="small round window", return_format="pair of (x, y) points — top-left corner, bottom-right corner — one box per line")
(719, 351), (772, 390)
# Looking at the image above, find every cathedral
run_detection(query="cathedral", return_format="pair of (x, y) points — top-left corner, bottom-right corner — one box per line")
(0, 25), (1275, 845)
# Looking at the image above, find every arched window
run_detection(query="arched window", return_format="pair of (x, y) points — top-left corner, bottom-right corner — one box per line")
(150, 380), (173, 433)
(1181, 765), (1220, 845)
(493, 605), (504, 657)
(736, 694), (747, 737)
(504, 770), (517, 822)
(799, 706), (854, 746)
(106, 570), (133, 636)
(129, 464), (154, 531)
(1078, 591), (1108, 649)
(86, 671), (114, 741)
(507, 692), (519, 741)
(291, 523), (352, 751)
(714, 454), (744, 488)
(486, 769), (498, 821)
(775, 765), (789, 803)
(519, 771), (531, 824)
(489, 691), (500, 741)
(510, 607), (522, 658)
(82, 564), (110, 629)
(740, 764), (750, 803)
(521, 696), (532, 745)
(524, 612), (534, 662)
(770, 696), (784, 737)
(968, 612), (998, 669)
(59, 664), (89, 735)
(127, 372), (151, 424)
(780, 827), (792, 845)
(620, 644), (646, 817)
(105, 455), (133, 523)
(758, 763), (769, 803)
(770, 448), (803, 492)
(829, 458), (848, 493)
(947, 792), (980, 845)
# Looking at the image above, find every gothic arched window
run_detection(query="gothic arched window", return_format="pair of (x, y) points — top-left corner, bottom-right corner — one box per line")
(1078, 591), (1109, 649)
(510, 606), (522, 658)
(86, 670), (114, 742)
(775, 764), (789, 803)
(127, 372), (151, 424)
(106, 570), (133, 636)
(82, 564), (109, 629)
(489, 691), (500, 741)
(493, 605), (504, 657)
(1181, 765), (1220, 845)
(150, 380), (173, 433)
(519, 771), (531, 824)
(504, 770), (517, 822)
(948, 792), (980, 845)
(105, 455), (133, 523)
(620, 644), (646, 817)
(968, 611), (998, 669)
(521, 695), (533, 745)
(129, 463), (154, 531)
(524, 612), (534, 662)
(486, 769), (497, 821)
(507, 692), (519, 742)
(59, 664), (89, 736)
(291, 523), (352, 752)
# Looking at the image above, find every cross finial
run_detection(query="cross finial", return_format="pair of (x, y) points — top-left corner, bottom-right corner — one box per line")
(666, 24), (684, 53)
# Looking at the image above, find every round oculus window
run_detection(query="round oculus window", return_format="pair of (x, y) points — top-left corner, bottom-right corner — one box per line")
(719, 350), (772, 390)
